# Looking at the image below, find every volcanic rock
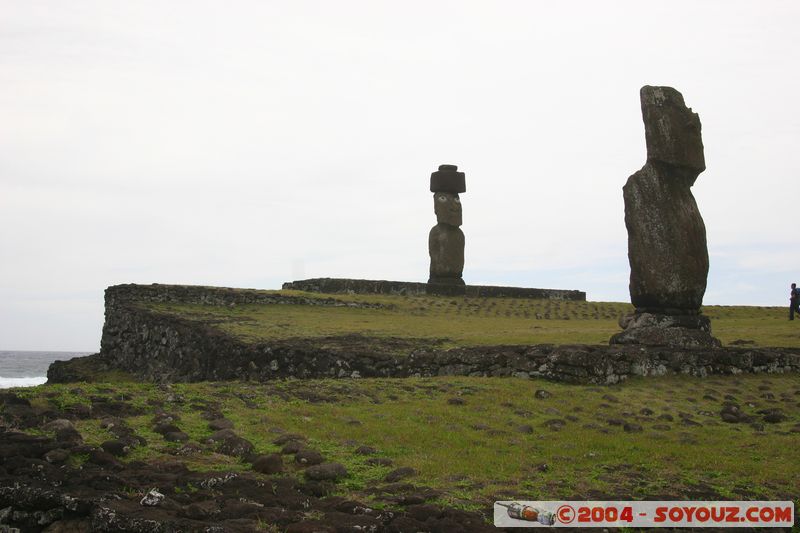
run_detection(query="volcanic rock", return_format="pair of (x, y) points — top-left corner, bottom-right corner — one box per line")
(612, 86), (719, 348)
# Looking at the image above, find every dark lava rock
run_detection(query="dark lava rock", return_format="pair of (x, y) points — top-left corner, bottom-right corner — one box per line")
(43, 419), (75, 432)
(658, 413), (674, 422)
(151, 411), (180, 425)
(88, 449), (122, 468)
(182, 500), (220, 520)
(623, 422), (643, 433)
(447, 397), (465, 405)
(542, 419), (566, 431)
(607, 418), (625, 427)
(406, 503), (442, 522)
(301, 480), (336, 498)
(720, 403), (749, 423)
(252, 453), (283, 474)
(55, 428), (83, 446)
(354, 445), (377, 455)
(43, 448), (70, 464)
(295, 449), (324, 466)
(384, 467), (417, 483)
(516, 424), (534, 434)
(205, 429), (254, 457)
(175, 442), (203, 456)
(0, 425), (494, 533)
(272, 433), (306, 446)
(153, 423), (182, 435)
(652, 424), (672, 431)
(602, 394), (619, 403)
(100, 439), (128, 457)
(304, 462), (348, 482)
(281, 440), (305, 454)
(534, 389), (552, 399)
(759, 409), (787, 423)
(164, 431), (190, 442)
(639, 408), (655, 416)
(208, 418), (234, 431)
(285, 522), (336, 533)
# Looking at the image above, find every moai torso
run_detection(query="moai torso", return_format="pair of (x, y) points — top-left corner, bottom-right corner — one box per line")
(428, 165), (466, 286)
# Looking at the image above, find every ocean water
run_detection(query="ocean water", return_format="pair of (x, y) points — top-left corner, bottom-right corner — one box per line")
(0, 350), (92, 389)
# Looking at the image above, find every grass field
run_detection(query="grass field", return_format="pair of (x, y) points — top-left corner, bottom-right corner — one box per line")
(6, 292), (800, 526)
(12, 374), (800, 511)
(146, 291), (800, 349)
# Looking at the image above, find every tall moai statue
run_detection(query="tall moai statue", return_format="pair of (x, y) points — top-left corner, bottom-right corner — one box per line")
(428, 164), (466, 294)
(611, 86), (720, 348)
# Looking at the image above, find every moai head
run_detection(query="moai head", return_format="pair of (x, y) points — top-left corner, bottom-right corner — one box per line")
(430, 164), (465, 227)
(641, 85), (705, 183)
(433, 192), (462, 226)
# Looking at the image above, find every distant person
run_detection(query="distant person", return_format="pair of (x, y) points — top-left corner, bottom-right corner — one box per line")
(790, 283), (800, 320)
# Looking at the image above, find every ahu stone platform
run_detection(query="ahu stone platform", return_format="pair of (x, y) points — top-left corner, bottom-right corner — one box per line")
(46, 284), (800, 385)
(282, 277), (586, 300)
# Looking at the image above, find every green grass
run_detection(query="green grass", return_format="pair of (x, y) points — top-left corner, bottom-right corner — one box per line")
(145, 291), (800, 349)
(10, 374), (799, 511)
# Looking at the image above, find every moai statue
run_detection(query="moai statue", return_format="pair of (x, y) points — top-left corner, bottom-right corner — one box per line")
(427, 164), (466, 294)
(611, 86), (720, 348)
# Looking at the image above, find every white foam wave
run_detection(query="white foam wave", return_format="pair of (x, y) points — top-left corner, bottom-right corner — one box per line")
(0, 376), (47, 389)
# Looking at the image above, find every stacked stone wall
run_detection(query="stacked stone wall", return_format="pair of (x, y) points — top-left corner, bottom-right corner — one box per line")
(282, 278), (586, 301)
(48, 284), (800, 385)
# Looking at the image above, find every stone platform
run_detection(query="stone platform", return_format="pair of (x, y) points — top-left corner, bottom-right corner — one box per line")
(282, 277), (586, 300)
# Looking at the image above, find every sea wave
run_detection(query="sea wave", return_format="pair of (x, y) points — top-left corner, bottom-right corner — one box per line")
(0, 376), (47, 389)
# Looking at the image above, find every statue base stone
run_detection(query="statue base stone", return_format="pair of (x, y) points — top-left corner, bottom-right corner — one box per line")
(426, 277), (466, 296)
(610, 311), (721, 349)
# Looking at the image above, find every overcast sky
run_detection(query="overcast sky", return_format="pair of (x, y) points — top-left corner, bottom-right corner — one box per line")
(2, 1), (799, 351)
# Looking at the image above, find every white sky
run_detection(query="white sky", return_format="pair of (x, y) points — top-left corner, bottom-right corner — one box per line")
(2, 1), (799, 351)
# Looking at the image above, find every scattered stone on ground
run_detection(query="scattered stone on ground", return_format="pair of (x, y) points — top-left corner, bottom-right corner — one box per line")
(385, 467), (417, 483)
(305, 462), (348, 481)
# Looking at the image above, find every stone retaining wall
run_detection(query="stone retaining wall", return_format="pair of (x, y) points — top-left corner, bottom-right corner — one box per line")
(48, 284), (800, 385)
(282, 277), (586, 301)
(105, 283), (384, 308)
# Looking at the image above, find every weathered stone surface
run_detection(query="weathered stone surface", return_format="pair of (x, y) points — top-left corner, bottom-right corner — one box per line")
(251, 453), (283, 474)
(384, 467), (416, 483)
(430, 164), (466, 193)
(282, 277), (585, 300)
(46, 285), (800, 385)
(429, 211), (465, 284)
(610, 318), (721, 348)
(611, 311), (720, 348)
(623, 86), (708, 312)
(294, 449), (324, 466)
(429, 165), (466, 287)
(616, 86), (718, 348)
(304, 462), (348, 481)
(204, 430), (254, 458)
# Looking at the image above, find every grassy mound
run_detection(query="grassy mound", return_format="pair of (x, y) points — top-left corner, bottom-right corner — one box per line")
(145, 291), (800, 348)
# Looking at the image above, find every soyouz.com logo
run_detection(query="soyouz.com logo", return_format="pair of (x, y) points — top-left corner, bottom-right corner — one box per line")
(493, 501), (795, 528)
